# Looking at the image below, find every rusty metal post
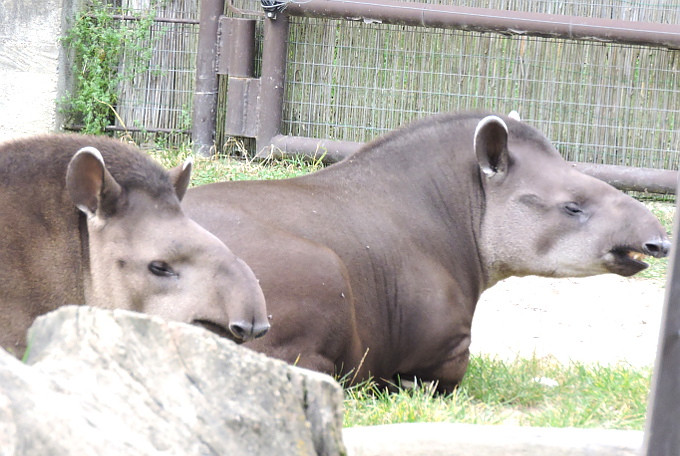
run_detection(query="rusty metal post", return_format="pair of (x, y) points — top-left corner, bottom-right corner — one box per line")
(255, 14), (290, 158)
(205, 0), (677, 194)
(644, 176), (680, 455)
(192, 0), (225, 156)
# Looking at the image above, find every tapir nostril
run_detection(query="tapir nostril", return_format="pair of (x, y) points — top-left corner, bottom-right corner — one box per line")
(228, 322), (248, 341)
(644, 239), (672, 258)
(229, 320), (270, 342)
(253, 322), (270, 339)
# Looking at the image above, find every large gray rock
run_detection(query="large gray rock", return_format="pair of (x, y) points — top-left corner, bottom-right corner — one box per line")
(0, 305), (346, 456)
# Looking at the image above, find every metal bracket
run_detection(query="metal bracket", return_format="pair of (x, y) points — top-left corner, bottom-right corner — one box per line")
(261, 0), (288, 19)
(225, 77), (260, 138)
(217, 16), (256, 76)
(217, 16), (260, 138)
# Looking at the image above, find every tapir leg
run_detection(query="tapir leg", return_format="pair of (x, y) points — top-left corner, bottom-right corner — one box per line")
(244, 276), (361, 380)
(388, 259), (477, 394)
(239, 236), (363, 382)
(0, 301), (36, 356)
(410, 348), (471, 394)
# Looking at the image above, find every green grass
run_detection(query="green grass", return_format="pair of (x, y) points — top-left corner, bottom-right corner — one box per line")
(147, 144), (324, 187)
(344, 355), (652, 430)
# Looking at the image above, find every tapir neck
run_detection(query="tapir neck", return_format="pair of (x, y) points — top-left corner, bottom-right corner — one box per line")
(299, 136), (489, 302)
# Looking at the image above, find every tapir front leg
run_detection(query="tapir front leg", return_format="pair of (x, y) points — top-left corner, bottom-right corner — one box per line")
(410, 345), (472, 394)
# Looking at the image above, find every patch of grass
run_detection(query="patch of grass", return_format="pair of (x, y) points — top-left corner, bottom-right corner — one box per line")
(145, 145), (325, 187)
(343, 378), (504, 427)
(343, 355), (652, 430)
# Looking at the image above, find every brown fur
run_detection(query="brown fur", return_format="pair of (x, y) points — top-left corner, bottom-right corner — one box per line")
(0, 134), (268, 356)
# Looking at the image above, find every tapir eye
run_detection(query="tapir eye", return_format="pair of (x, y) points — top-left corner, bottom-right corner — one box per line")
(148, 261), (177, 277)
(564, 202), (583, 216)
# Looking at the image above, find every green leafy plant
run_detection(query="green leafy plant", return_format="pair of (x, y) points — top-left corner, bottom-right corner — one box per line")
(60, 0), (156, 134)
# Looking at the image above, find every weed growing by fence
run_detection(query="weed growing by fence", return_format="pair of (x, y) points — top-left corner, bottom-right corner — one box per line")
(60, 1), (156, 134)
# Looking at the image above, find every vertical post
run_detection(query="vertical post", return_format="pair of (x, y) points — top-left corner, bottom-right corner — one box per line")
(644, 184), (680, 455)
(255, 14), (289, 158)
(192, 0), (225, 156)
(222, 18), (259, 138)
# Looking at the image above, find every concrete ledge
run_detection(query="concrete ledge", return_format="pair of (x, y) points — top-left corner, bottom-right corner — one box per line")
(343, 423), (642, 456)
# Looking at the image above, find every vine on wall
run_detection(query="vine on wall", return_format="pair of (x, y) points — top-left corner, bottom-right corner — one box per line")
(60, 0), (155, 135)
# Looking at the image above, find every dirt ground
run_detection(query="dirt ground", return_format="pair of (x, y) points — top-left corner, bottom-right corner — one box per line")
(470, 274), (667, 367)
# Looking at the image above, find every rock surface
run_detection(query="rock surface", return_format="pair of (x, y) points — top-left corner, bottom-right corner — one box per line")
(0, 305), (346, 456)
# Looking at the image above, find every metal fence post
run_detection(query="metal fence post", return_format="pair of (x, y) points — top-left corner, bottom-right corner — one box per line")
(643, 176), (680, 455)
(255, 14), (289, 158)
(192, 0), (225, 156)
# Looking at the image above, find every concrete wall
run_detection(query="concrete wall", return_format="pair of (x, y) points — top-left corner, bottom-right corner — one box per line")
(0, 0), (78, 142)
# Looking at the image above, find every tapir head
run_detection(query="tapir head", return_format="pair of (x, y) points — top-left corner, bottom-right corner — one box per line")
(66, 147), (270, 342)
(475, 115), (671, 287)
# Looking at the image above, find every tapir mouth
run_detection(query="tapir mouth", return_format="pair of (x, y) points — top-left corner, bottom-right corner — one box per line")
(192, 319), (243, 344)
(606, 242), (669, 277)
(611, 248), (649, 275)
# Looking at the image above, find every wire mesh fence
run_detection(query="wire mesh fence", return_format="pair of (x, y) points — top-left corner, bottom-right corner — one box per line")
(107, 0), (200, 145)
(84, 0), (680, 170)
(282, 9), (680, 170)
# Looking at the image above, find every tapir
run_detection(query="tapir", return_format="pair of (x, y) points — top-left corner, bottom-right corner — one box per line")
(183, 112), (670, 393)
(0, 134), (269, 356)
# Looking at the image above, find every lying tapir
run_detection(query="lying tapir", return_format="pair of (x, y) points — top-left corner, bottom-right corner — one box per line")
(0, 134), (270, 356)
(183, 111), (670, 393)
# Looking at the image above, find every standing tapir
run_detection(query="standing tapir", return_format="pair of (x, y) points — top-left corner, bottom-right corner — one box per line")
(183, 112), (670, 393)
(0, 134), (269, 356)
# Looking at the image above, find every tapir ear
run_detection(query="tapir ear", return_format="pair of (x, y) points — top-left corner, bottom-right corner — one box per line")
(66, 147), (122, 217)
(474, 115), (509, 178)
(168, 156), (193, 201)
